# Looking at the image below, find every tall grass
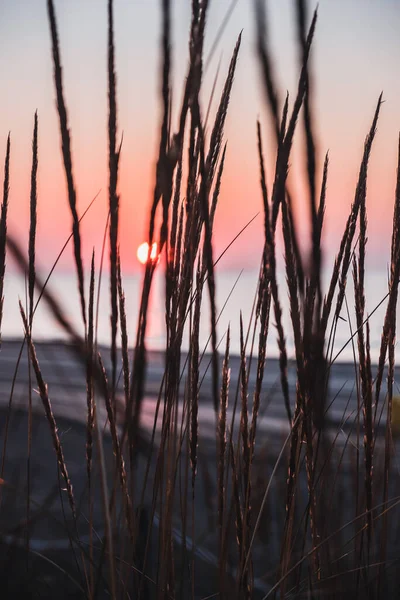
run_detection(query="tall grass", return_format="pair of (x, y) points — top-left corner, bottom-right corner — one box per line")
(1, 1), (400, 599)
(0, 133), (10, 344)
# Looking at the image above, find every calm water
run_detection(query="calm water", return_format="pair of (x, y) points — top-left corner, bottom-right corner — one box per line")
(3, 266), (391, 363)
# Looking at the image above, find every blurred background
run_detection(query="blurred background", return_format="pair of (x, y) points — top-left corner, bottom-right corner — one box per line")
(0, 0), (399, 356)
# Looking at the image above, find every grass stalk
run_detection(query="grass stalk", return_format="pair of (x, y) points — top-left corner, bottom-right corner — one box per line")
(47, 0), (87, 332)
(0, 133), (10, 344)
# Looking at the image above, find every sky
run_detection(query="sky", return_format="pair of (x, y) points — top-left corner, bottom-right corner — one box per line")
(1, 0), (400, 274)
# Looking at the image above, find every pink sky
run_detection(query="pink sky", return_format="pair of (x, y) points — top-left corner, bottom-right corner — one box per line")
(1, 0), (400, 274)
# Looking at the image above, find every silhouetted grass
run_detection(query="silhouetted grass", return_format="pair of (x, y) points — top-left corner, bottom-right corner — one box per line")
(2, 2), (400, 599)
(0, 133), (10, 344)
(47, 0), (86, 332)
(108, 0), (120, 404)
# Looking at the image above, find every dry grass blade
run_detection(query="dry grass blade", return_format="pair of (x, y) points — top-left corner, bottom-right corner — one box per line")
(296, 0), (319, 283)
(30, 550), (87, 595)
(373, 136), (400, 594)
(266, 10), (318, 301)
(378, 327), (395, 592)
(239, 314), (250, 482)
(33, 191), (100, 316)
(358, 155), (368, 320)
(324, 94), (382, 337)
(306, 152), (329, 429)
(390, 135), (400, 268)
(351, 115), (372, 554)
(271, 8), (318, 241)
(166, 155), (182, 320)
(281, 192), (303, 370)
(257, 121), (270, 240)
(204, 54), (222, 134)
(97, 352), (134, 543)
(204, 0), (240, 71)
(47, 0), (86, 330)
(284, 9), (318, 146)
(26, 113), (38, 563)
(264, 496), (400, 599)
(257, 120), (290, 423)
(28, 112), (38, 327)
(86, 250), (95, 596)
(86, 251), (95, 487)
(375, 133), (400, 413)
(91, 378), (117, 600)
(314, 151), (329, 320)
(127, 0), (174, 467)
(353, 253), (374, 550)
(250, 266), (272, 452)
(117, 252), (130, 418)
(127, 263), (156, 462)
(210, 142), (227, 230)
(206, 33), (241, 187)
(296, 0), (323, 362)
(229, 438), (243, 574)
(167, 0), (207, 178)
(280, 392), (303, 590)
(197, 34), (241, 417)
(190, 263), (202, 493)
(286, 191), (305, 298)
(149, 0), (172, 248)
(0, 133), (10, 344)
(244, 414), (301, 575)
(108, 0), (120, 399)
(212, 213), (259, 271)
(218, 326), (230, 588)
(317, 152), (329, 235)
(20, 301), (77, 522)
(364, 322), (373, 547)
(254, 0), (280, 139)
(239, 313), (253, 597)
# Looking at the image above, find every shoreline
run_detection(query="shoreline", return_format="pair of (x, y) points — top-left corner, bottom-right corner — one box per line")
(0, 336), (390, 433)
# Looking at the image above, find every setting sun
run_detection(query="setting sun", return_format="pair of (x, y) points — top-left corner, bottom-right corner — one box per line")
(136, 241), (159, 265)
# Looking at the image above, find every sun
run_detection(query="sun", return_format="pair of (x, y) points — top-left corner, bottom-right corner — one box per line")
(136, 241), (159, 265)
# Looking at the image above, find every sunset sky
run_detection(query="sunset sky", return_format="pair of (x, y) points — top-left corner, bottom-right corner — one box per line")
(1, 0), (400, 274)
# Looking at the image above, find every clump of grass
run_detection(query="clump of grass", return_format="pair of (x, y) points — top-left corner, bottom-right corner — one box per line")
(3, 1), (400, 599)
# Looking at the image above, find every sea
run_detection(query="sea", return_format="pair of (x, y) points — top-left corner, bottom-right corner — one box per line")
(2, 266), (392, 364)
